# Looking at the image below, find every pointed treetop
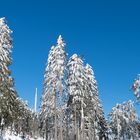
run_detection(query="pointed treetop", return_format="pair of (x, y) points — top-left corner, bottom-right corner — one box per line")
(70, 54), (84, 65)
(85, 63), (95, 76)
(0, 17), (12, 34)
(131, 74), (140, 101)
(71, 54), (78, 59)
(85, 63), (91, 69)
(57, 35), (65, 47)
(0, 17), (5, 25)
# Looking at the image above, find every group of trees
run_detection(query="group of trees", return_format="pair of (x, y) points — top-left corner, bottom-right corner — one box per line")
(40, 36), (107, 140)
(108, 100), (140, 139)
(39, 36), (140, 140)
(0, 18), (38, 138)
(0, 17), (140, 140)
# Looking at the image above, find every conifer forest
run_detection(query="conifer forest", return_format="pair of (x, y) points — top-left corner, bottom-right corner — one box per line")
(0, 18), (140, 140)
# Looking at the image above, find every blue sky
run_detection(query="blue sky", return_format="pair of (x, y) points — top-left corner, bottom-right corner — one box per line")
(0, 0), (140, 116)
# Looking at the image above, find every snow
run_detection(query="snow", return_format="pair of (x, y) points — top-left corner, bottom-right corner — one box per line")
(57, 35), (65, 47)
(0, 135), (44, 140)
(0, 130), (44, 140)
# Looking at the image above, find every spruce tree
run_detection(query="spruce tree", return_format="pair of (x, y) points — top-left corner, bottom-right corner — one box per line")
(67, 55), (107, 140)
(67, 54), (84, 140)
(0, 17), (18, 131)
(40, 35), (67, 140)
(109, 100), (139, 139)
(84, 64), (107, 140)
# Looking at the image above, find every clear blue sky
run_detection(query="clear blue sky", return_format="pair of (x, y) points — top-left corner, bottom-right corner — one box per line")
(0, 0), (140, 116)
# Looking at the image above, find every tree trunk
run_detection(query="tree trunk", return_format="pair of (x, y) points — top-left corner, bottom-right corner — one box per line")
(93, 111), (95, 140)
(77, 127), (80, 140)
(81, 98), (84, 140)
(45, 119), (48, 140)
(54, 94), (57, 140)
(59, 81), (63, 140)
(116, 114), (119, 140)
(88, 115), (92, 140)
(74, 106), (77, 140)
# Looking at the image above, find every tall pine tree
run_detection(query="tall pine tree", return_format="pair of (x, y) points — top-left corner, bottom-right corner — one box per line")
(0, 17), (19, 131)
(109, 100), (139, 139)
(84, 64), (107, 140)
(66, 55), (107, 140)
(40, 35), (67, 140)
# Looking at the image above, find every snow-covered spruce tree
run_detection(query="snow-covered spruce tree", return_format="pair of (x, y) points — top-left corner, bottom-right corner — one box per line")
(40, 35), (67, 140)
(108, 104), (122, 140)
(66, 55), (107, 140)
(14, 99), (31, 136)
(0, 17), (19, 131)
(13, 98), (40, 138)
(131, 74), (140, 102)
(66, 54), (84, 140)
(124, 101), (140, 140)
(84, 64), (107, 140)
(108, 100), (139, 140)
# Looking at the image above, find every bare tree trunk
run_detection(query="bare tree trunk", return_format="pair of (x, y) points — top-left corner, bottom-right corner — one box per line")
(93, 111), (96, 140)
(74, 106), (77, 140)
(54, 94), (57, 140)
(81, 98), (84, 140)
(59, 81), (63, 140)
(116, 114), (120, 140)
(88, 115), (92, 140)
(45, 120), (47, 140)
(66, 111), (69, 140)
(77, 127), (80, 140)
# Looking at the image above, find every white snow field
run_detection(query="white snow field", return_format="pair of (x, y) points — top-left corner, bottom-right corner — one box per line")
(0, 130), (44, 140)
(0, 135), (44, 140)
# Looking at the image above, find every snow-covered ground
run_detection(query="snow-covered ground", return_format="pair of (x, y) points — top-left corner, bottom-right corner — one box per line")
(0, 130), (44, 140)
(0, 135), (44, 140)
